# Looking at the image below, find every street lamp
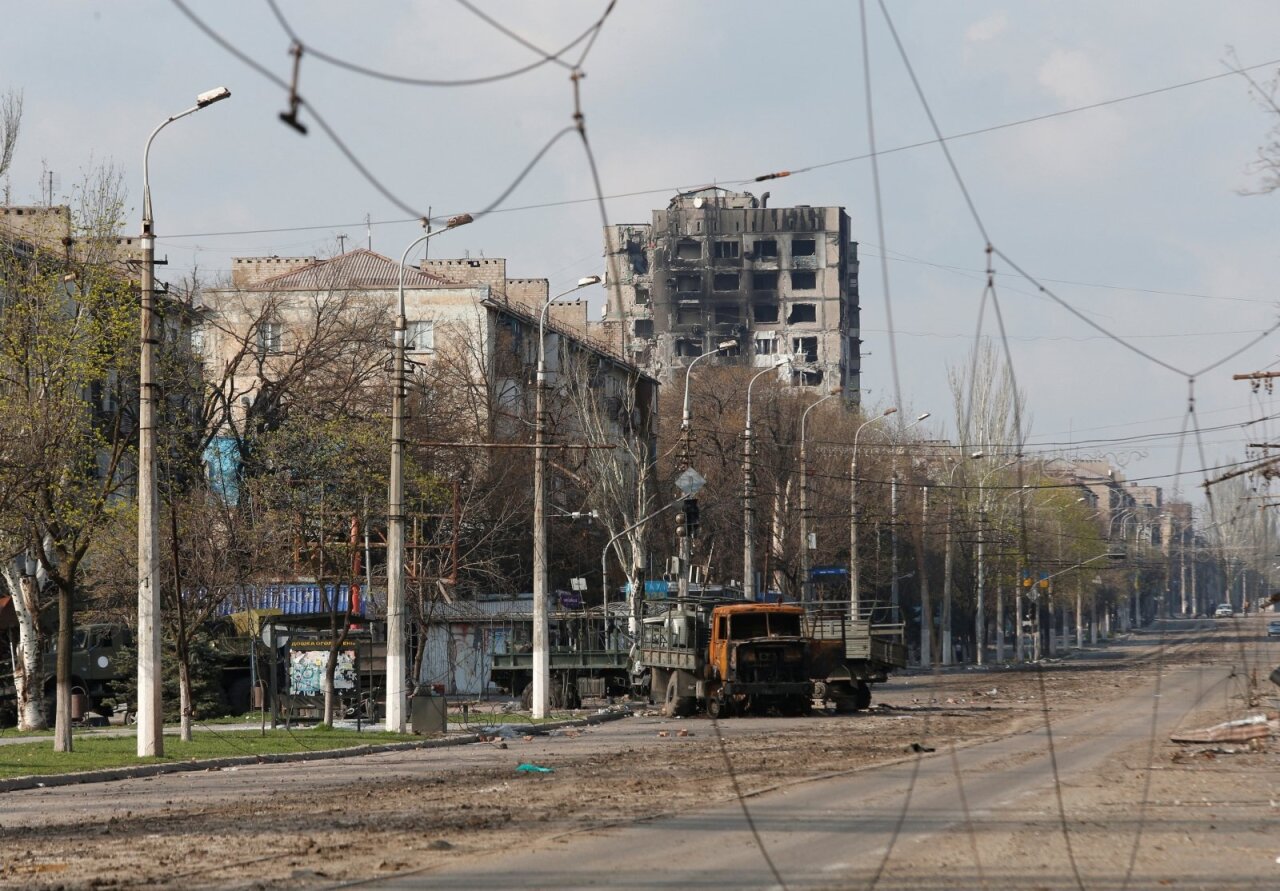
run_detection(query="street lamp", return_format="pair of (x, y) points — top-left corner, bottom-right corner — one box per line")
(888, 412), (930, 620)
(941, 451), (982, 666)
(849, 407), (897, 618)
(386, 213), (473, 734)
(975, 457), (1017, 666)
(531, 274), (603, 719)
(676, 341), (736, 602)
(799, 387), (843, 602)
(743, 355), (792, 601)
(137, 86), (231, 759)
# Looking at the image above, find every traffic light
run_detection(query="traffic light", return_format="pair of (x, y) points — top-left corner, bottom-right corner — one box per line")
(683, 498), (700, 537)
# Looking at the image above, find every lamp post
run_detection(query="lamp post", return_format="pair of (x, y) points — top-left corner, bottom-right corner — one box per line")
(531, 274), (603, 719)
(888, 413), (930, 621)
(677, 341), (736, 601)
(941, 451), (982, 666)
(850, 407), (897, 618)
(799, 388), (843, 602)
(137, 86), (231, 758)
(975, 457), (1017, 666)
(742, 356), (792, 601)
(385, 213), (473, 733)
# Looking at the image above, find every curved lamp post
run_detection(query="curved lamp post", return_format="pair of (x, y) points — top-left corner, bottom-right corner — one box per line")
(849, 407), (897, 617)
(675, 341), (736, 601)
(137, 86), (231, 758)
(386, 213), (473, 733)
(799, 387), (842, 602)
(742, 355), (792, 600)
(530, 274), (603, 719)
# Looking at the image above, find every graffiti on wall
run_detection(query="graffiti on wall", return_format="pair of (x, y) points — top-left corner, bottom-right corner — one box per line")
(290, 648), (356, 695)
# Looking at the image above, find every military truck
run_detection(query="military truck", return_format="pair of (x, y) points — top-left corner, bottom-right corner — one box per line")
(804, 602), (906, 712)
(638, 600), (812, 718)
(0, 623), (132, 725)
(489, 608), (632, 709)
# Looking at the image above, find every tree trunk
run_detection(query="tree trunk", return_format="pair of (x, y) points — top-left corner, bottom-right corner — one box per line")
(177, 638), (194, 742)
(323, 650), (337, 727)
(53, 585), (72, 752)
(8, 568), (46, 731)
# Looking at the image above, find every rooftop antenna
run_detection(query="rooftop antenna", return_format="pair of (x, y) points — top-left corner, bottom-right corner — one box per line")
(421, 206), (432, 264)
(365, 213), (372, 250)
(336, 233), (348, 254)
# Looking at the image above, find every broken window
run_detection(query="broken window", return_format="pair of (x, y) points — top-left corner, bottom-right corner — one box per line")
(675, 339), (703, 358)
(792, 336), (818, 363)
(752, 271), (778, 291)
(714, 304), (740, 324)
(626, 240), (649, 274)
(791, 270), (816, 290)
(676, 306), (702, 326)
(635, 287), (650, 305)
(753, 239), (778, 259)
(713, 272), (739, 291)
(713, 240), (740, 259)
(792, 238), (816, 257)
(634, 319), (654, 338)
(797, 369), (824, 387)
(752, 302), (779, 323)
(676, 274), (701, 293)
(676, 240), (701, 261)
(787, 303), (816, 324)
(754, 335), (777, 355)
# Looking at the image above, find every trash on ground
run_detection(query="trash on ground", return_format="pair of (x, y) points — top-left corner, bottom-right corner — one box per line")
(1169, 714), (1271, 744)
(908, 742), (936, 753)
(516, 763), (554, 773)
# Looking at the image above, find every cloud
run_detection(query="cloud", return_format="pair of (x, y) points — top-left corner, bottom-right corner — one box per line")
(965, 12), (1008, 44)
(1036, 48), (1111, 106)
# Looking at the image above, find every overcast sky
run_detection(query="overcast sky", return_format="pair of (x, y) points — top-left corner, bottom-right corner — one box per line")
(6, 1), (1280, 507)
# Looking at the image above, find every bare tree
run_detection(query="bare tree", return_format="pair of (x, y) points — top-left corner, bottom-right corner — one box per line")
(0, 89), (20, 184)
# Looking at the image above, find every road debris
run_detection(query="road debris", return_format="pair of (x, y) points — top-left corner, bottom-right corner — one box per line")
(1169, 714), (1274, 744)
(516, 763), (554, 774)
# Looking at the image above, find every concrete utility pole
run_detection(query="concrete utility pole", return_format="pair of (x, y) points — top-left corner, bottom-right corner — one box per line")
(919, 485), (931, 667)
(742, 357), (790, 602)
(386, 213), (472, 733)
(137, 86), (230, 758)
(531, 275), (602, 719)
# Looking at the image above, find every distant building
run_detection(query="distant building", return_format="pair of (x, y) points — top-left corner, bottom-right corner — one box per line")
(602, 188), (859, 402)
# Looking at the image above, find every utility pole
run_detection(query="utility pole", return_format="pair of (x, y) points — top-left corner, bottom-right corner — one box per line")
(889, 471), (900, 619)
(919, 485), (931, 667)
(136, 87), (231, 758)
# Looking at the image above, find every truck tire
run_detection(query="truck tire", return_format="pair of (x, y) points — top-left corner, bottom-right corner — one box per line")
(663, 673), (696, 718)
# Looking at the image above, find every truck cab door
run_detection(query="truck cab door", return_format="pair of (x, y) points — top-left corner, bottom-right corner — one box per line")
(709, 613), (728, 680)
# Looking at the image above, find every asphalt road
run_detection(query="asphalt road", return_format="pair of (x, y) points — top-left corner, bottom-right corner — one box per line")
(360, 625), (1246, 890)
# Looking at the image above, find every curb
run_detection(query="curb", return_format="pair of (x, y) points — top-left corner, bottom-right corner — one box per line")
(0, 709), (629, 794)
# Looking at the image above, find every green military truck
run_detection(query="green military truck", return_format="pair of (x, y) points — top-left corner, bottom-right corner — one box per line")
(0, 623), (132, 725)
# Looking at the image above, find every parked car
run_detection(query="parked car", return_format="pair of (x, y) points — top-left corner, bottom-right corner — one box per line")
(1214, 603), (1234, 618)
(1266, 619), (1280, 638)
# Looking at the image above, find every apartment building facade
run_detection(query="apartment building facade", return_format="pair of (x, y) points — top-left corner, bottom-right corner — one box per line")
(602, 188), (859, 403)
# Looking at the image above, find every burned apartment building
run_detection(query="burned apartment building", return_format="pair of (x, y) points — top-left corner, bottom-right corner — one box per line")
(602, 188), (859, 403)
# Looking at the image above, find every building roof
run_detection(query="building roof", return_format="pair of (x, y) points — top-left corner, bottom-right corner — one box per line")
(483, 296), (658, 384)
(248, 248), (455, 291)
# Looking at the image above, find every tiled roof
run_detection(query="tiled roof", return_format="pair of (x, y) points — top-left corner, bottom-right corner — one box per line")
(248, 248), (454, 291)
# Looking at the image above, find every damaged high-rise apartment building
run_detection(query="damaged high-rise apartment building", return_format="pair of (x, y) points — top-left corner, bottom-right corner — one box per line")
(602, 188), (859, 403)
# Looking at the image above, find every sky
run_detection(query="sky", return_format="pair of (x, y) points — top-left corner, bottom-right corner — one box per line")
(6, 1), (1280, 509)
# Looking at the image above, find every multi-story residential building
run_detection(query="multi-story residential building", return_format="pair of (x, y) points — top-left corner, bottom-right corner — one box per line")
(602, 188), (858, 402)
(201, 248), (657, 475)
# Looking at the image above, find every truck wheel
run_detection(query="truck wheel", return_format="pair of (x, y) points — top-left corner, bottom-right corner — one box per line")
(520, 682), (533, 710)
(854, 682), (872, 710)
(663, 674), (695, 718)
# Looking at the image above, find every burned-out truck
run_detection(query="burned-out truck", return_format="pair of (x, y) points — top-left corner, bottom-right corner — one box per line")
(638, 601), (812, 718)
(804, 603), (906, 712)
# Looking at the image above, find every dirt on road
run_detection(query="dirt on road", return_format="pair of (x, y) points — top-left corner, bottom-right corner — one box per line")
(1, 622), (1275, 890)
